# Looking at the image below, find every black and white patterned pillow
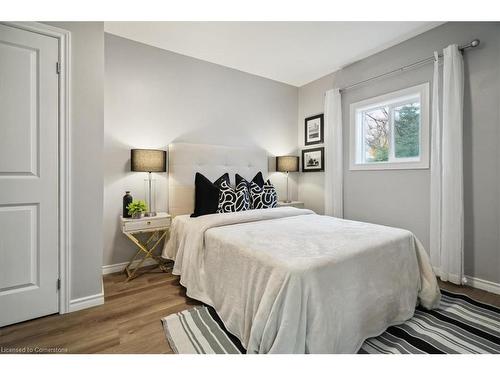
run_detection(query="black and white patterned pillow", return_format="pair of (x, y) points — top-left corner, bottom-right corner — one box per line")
(217, 180), (250, 213)
(250, 180), (278, 209)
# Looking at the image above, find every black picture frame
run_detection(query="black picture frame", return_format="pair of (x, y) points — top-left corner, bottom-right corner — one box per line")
(304, 114), (324, 146)
(302, 147), (324, 172)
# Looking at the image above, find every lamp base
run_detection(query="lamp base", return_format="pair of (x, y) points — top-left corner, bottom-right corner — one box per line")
(145, 212), (157, 217)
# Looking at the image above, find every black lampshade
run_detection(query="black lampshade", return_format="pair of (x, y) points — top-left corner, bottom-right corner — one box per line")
(276, 156), (299, 172)
(131, 149), (167, 172)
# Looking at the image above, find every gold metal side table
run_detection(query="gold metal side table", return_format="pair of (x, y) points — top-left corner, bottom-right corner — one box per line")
(120, 212), (171, 281)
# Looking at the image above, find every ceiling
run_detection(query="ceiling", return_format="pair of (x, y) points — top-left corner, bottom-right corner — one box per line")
(104, 22), (443, 87)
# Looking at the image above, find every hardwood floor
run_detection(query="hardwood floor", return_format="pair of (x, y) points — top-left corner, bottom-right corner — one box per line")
(0, 266), (199, 354)
(438, 279), (500, 307)
(0, 267), (498, 354)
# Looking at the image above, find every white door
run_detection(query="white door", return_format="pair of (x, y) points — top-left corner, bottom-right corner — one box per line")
(0, 24), (59, 326)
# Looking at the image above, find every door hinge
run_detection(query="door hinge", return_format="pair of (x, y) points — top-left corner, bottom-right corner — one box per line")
(57, 279), (61, 290)
(56, 62), (61, 75)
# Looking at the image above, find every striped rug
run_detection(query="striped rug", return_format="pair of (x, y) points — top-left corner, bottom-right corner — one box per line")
(161, 289), (500, 354)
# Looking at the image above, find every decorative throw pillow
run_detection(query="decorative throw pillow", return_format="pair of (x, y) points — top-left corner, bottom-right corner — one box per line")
(236, 172), (265, 208)
(235, 171), (265, 190)
(191, 172), (230, 217)
(217, 180), (250, 213)
(250, 180), (278, 209)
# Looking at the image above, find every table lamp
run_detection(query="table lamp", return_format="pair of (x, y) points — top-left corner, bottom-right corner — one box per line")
(131, 149), (167, 217)
(276, 156), (299, 203)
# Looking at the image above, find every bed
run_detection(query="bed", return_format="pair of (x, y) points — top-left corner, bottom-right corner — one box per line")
(162, 143), (441, 354)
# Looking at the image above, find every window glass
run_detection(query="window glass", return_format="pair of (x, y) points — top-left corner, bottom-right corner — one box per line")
(394, 102), (420, 159)
(363, 106), (389, 163)
(350, 83), (429, 170)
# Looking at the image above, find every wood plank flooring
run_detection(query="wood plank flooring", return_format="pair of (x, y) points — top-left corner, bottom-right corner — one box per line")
(438, 279), (500, 307)
(0, 266), (498, 354)
(0, 266), (199, 354)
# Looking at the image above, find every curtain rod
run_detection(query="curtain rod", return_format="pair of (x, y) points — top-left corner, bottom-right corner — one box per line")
(339, 39), (480, 93)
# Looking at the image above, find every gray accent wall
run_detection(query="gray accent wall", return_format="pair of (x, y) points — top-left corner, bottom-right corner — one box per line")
(298, 22), (500, 283)
(40, 22), (498, 298)
(104, 34), (298, 266)
(44, 22), (105, 300)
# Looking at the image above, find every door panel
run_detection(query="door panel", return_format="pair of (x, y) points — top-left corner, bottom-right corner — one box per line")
(0, 205), (38, 293)
(0, 42), (37, 175)
(0, 24), (59, 326)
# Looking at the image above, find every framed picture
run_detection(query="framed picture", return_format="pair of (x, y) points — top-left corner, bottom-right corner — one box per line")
(302, 147), (324, 172)
(304, 114), (324, 145)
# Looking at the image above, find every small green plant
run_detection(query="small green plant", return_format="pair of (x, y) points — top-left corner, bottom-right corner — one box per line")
(127, 200), (148, 216)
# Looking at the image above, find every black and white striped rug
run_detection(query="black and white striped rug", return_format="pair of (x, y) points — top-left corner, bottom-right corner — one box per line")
(161, 289), (500, 354)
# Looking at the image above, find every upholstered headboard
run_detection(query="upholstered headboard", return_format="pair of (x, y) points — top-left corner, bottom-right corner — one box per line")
(168, 143), (268, 217)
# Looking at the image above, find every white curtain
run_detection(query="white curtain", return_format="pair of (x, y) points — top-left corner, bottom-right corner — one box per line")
(324, 88), (343, 217)
(429, 51), (442, 272)
(430, 44), (465, 284)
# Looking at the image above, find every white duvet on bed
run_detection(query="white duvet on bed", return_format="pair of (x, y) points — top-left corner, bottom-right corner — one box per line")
(162, 207), (440, 353)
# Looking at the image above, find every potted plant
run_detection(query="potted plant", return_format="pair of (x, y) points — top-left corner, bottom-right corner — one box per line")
(127, 200), (148, 219)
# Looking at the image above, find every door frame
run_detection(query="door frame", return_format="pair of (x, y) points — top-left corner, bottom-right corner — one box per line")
(1, 21), (72, 314)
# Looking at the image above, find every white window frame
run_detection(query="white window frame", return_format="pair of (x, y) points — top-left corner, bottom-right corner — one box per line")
(349, 83), (430, 171)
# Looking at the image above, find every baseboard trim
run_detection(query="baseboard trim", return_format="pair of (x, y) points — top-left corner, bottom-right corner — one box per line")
(68, 292), (104, 313)
(102, 258), (157, 275)
(434, 266), (500, 295)
(466, 276), (500, 295)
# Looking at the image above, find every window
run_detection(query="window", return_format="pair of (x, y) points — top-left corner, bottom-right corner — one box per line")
(350, 83), (429, 170)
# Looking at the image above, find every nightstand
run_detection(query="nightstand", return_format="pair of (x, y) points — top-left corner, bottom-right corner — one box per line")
(277, 201), (305, 208)
(121, 212), (171, 281)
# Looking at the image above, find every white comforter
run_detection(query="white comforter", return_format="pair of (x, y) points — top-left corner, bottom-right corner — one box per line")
(162, 207), (441, 353)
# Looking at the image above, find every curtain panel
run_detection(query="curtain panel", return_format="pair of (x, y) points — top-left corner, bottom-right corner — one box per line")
(430, 44), (465, 284)
(324, 88), (343, 217)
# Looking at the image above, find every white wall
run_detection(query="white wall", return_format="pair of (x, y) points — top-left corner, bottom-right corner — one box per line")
(297, 22), (500, 284)
(45, 22), (105, 300)
(297, 73), (333, 214)
(104, 34), (298, 266)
